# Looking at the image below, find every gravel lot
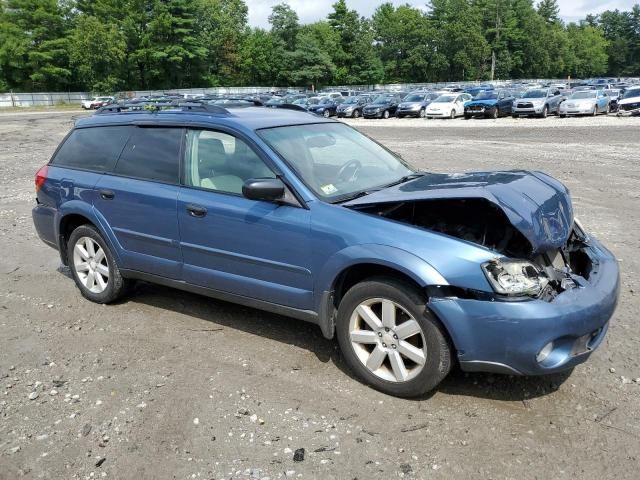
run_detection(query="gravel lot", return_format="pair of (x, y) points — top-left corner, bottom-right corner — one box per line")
(1, 111), (638, 480)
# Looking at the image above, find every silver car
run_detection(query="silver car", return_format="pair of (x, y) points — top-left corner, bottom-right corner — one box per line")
(559, 90), (610, 117)
(512, 88), (565, 118)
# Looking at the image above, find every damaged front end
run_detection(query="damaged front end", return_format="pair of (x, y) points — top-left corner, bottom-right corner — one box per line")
(343, 171), (594, 301)
(351, 198), (591, 301)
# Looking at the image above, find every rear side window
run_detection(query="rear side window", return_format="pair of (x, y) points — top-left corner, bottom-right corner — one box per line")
(52, 126), (132, 172)
(114, 127), (182, 184)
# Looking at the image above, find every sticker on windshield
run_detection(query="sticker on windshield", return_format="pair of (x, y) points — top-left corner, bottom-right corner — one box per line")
(321, 184), (338, 195)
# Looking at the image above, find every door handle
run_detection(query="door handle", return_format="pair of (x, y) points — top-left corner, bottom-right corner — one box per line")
(186, 204), (207, 218)
(99, 189), (115, 200)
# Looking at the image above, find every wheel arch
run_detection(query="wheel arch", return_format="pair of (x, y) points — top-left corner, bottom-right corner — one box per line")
(315, 244), (448, 339)
(57, 203), (122, 266)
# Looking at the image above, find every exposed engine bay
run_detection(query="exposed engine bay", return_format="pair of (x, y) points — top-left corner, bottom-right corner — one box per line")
(351, 198), (593, 300)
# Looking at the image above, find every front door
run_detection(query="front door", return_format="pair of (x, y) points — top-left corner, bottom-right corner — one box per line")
(177, 128), (313, 310)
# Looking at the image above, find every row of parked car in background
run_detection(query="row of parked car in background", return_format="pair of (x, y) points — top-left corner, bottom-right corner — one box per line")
(82, 78), (640, 120)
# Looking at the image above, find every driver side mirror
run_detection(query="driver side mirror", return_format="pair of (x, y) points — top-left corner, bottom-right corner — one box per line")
(242, 178), (285, 202)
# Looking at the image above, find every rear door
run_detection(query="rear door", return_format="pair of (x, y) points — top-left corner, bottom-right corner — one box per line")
(93, 126), (184, 279)
(177, 128), (313, 310)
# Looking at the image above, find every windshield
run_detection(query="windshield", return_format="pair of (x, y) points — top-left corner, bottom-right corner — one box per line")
(623, 88), (640, 99)
(292, 98), (307, 105)
(266, 97), (284, 104)
(373, 95), (394, 104)
(475, 92), (498, 100)
(318, 98), (332, 105)
(523, 89), (547, 98)
(343, 97), (360, 104)
(258, 123), (414, 201)
(570, 91), (596, 99)
(433, 95), (456, 103)
(403, 94), (425, 102)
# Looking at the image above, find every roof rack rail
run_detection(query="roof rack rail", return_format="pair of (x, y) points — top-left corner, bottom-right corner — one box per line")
(176, 101), (230, 114)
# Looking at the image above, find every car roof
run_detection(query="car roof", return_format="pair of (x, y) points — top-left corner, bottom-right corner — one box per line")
(75, 106), (334, 131)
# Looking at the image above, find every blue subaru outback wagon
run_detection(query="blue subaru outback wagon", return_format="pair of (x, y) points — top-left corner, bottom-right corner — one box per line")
(32, 103), (620, 397)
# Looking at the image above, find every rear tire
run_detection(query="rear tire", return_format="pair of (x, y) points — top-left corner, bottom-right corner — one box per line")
(336, 277), (452, 397)
(68, 224), (129, 304)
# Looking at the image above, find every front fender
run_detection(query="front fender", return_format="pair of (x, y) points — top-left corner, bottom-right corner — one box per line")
(313, 244), (448, 339)
(314, 243), (447, 309)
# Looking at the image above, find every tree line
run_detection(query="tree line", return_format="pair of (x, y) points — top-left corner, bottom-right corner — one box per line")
(0, 0), (639, 93)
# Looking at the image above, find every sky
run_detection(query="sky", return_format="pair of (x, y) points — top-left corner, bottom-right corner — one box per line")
(246, 0), (637, 28)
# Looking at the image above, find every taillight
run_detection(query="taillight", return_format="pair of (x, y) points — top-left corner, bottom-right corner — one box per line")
(35, 164), (48, 191)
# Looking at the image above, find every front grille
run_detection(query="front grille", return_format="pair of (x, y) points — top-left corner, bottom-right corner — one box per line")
(517, 102), (533, 108)
(469, 105), (484, 111)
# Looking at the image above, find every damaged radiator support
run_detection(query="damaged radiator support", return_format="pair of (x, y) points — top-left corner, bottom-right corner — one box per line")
(351, 198), (593, 300)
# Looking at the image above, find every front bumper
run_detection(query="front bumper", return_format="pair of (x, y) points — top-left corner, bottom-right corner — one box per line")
(465, 105), (496, 117)
(617, 106), (640, 116)
(560, 104), (594, 115)
(513, 106), (545, 116)
(428, 238), (619, 376)
(363, 111), (383, 118)
(397, 108), (421, 117)
(425, 110), (448, 117)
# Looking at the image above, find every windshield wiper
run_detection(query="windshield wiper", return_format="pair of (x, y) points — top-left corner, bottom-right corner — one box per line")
(380, 172), (425, 189)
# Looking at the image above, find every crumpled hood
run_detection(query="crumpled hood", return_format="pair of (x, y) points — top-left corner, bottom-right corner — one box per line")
(344, 170), (574, 254)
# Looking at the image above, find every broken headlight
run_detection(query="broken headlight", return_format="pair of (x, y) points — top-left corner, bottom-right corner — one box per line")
(481, 259), (549, 297)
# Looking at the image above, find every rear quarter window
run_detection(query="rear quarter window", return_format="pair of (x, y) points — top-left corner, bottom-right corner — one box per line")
(51, 126), (132, 172)
(114, 127), (183, 184)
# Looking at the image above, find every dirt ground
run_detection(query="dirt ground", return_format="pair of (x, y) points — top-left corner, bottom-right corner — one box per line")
(0, 111), (638, 480)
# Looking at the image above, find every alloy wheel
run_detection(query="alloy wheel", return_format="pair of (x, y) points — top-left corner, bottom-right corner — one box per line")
(73, 236), (110, 294)
(348, 298), (427, 383)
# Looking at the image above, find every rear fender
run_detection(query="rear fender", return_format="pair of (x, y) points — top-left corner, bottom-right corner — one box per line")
(57, 201), (123, 266)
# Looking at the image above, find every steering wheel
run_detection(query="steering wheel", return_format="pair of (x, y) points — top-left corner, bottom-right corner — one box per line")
(337, 159), (362, 183)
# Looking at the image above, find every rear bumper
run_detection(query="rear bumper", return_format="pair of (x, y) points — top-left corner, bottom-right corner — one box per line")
(32, 204), (59, 250)
(429, 238), (620, 376)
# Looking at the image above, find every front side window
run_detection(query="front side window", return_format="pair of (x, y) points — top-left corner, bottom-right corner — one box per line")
(258, 123), (413, 202)
(52, 126), (132, 172)
(184, 130), (275, 195)
(114, 127), (182, 184)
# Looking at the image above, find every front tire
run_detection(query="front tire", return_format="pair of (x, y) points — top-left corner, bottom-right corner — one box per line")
(383, 110), (390, 119)
(68, 224), (129, 304)
(336, 277), (452, 397)
(539, 105), (548, 118)
(353, 109), (360, 118)
(449, 109), (455, 119)
(419, 108), (425, 118)
(323, 110), (330, 118)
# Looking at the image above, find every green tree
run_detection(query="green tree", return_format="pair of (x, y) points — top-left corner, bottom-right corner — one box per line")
(269, 2), (299, 51)
(537, 0), (560, 24)
(566, 23), (609, 77)
(1, 0), (71, 90)
(428, 0), (490, 80)
(286, 24), (336, 88)
(239, 28), (280, 85)
(69, 15), (126, 92)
